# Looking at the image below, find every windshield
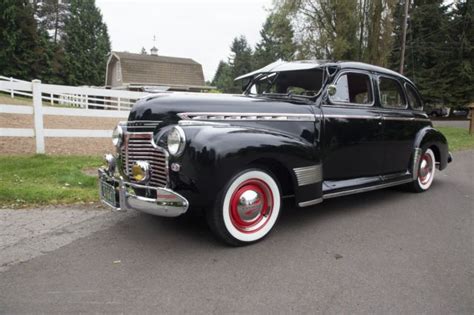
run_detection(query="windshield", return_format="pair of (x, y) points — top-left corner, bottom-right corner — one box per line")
(247, 69), (324, 99)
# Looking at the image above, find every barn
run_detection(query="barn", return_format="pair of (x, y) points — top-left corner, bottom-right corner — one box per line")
(105, 49), (210, 92)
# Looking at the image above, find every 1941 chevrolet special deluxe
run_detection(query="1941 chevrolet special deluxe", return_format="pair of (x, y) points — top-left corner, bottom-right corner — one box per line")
(99, 60), (452, 246)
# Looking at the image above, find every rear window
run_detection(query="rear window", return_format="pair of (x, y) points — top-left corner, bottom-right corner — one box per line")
(405, 84), (423, 110)
(379, 77), (407, 109)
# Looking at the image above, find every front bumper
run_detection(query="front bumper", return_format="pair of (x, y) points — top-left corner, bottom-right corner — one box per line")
(98, 169), (189, 217)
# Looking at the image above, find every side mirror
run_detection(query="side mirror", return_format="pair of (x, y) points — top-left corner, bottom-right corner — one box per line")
(327, 84), (337, 97)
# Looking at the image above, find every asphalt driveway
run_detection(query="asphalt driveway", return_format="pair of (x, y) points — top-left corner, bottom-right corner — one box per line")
(0, 150), (473, 314)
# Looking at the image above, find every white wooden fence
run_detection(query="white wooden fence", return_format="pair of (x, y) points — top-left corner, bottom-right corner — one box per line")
(0, 76), (147, 110)
(0, 79), (149, 154)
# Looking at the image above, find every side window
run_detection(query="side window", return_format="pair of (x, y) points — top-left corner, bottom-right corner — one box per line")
(405, 84), (423, 110)
(330, 72), (373, 105)
(379, 77), (406, 108)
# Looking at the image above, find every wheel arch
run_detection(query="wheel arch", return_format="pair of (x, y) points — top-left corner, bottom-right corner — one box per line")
(248, 157), (296, 197)
(413, 126), (449, 170)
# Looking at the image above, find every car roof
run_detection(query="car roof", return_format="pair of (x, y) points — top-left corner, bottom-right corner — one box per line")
(235, 60), (414, 85)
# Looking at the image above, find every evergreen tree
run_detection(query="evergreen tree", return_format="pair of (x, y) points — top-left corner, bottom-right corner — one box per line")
(62, 0), (111, 86)
(254, 11), (296, 68)
(36, 0), (70, 44)
(228, 36), (253, 93)
(445, 0), (473, 106)
(0, 0), (53, 80)
(403, 0), (452, 105)
(211, 60), (234, 92)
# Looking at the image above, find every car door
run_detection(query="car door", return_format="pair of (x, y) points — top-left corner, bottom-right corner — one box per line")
(377, 75), (420, 174)
(321, 70), (384, 180)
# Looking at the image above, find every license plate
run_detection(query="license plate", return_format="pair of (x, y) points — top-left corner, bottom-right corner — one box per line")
(100, 178), (119, 208)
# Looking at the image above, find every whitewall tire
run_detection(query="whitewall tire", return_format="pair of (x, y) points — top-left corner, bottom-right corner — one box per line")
(409, 148), (436, 192)
(207, 169), (281, 246)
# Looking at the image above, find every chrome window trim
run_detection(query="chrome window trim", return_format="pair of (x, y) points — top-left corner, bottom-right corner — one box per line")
(177, 112), (316, 122)
(377, 75), (408, 110)
(327, 69), (376, 107)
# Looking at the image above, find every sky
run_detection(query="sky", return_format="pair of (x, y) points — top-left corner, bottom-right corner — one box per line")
(95, 0), (274, 82)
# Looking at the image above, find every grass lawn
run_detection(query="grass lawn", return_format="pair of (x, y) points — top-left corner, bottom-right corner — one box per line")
(0, 155), (102, 208)
(0, 92), (33, 105)
(437, 127), (474, 151)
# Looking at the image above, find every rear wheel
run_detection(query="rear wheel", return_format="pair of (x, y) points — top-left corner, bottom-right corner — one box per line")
(206, 169), (281, 246)
(409, 148), (436, 192)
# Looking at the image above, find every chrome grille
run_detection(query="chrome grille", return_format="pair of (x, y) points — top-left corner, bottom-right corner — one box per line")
(122, 133), (168, 187)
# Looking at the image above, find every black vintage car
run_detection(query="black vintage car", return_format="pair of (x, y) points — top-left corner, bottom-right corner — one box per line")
(99, 60), (452, 246)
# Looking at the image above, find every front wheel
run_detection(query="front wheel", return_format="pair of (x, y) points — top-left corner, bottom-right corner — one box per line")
(206, 169), (281, 246)
(408, 148), (436, 192)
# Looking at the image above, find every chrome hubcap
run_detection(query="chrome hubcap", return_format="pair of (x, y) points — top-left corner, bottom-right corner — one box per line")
(237, 190), (264, 221)
(418, 153), (433, 185)
(229, 179), (274, 233)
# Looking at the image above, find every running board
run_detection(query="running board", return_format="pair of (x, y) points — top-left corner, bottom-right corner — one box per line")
(323, 177), (412, 199)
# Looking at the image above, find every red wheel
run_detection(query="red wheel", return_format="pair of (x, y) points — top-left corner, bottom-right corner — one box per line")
(417, 148), (436, 190)
(207, 169), (281, 246)
(408, 148), (436, 192)
(229, 179), (274, 234)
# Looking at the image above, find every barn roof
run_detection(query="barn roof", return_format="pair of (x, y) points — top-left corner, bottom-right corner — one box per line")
(109, 51), (206, 88)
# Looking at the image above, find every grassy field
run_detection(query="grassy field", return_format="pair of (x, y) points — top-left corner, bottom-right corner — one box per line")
(438, 127), (474, 151)
(0, 93), (33, 105)
(0, 155), (102, 208)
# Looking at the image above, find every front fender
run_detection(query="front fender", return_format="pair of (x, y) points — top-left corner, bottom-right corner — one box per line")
(414, 127), (449, 170)
(169, 123), (319, 207)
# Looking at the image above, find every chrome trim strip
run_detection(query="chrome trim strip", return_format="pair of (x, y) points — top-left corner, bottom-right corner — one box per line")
(178, 112), (316, 122)
(178, 120), (229, 127)
(324, 114), (378, 120)
(324, 114), (429, 122)
(293, 165), (322, 186)
(412, 148), (422, 180)
(382, 116), (430, 122)
(323, 178), (413, 199)
(298, 198), (323, 207)
(125, 120), (162, 128)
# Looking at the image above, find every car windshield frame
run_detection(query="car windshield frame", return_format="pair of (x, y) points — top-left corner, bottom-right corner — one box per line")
(243, 68), (326, 103)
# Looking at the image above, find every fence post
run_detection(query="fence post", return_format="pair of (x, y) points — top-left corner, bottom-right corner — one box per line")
(10, 77), (14, 98)
(118, 97), (121, 111)
(32, 80), (45, 154)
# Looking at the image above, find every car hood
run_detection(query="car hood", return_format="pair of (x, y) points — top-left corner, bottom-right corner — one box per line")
(127, 93), (315, 123)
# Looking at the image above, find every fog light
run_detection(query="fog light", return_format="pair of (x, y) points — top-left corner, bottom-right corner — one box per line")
(131, 161), (150, 182)
(104, 154), (116, 176)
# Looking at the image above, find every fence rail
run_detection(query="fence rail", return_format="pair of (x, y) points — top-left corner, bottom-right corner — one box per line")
(0, 79), (135, 154)
(0, 76), (148, 111)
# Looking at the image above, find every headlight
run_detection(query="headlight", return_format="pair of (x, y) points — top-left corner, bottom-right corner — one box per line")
(112, 124), (123, 147)
(167, 126), (185, 156)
